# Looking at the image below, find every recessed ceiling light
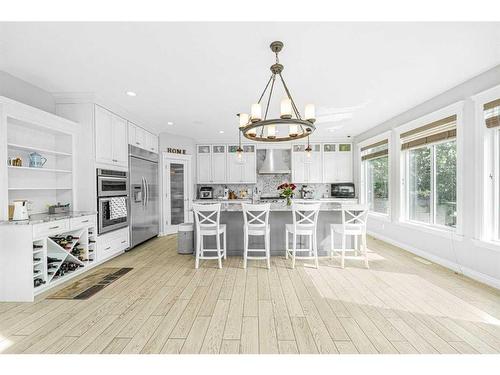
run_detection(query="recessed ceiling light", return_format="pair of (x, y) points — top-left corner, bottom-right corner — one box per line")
(219, 130), (225, 134)
(167, 121), (174, 126)
(126, 91), (137, 97)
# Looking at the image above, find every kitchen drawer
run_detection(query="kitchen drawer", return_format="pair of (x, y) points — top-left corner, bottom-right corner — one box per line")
(70, 215), (96, 230)
(33, 220), (69, 239)
(97, 227), (129, 262)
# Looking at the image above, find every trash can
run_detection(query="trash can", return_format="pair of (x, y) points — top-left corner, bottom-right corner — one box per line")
(178, 223), (194, 254)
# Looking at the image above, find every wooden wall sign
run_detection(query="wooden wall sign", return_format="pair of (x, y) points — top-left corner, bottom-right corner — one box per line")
(167, 148), (187, 155)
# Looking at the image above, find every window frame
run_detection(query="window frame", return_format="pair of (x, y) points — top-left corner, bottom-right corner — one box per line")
(472, 85), (500, 244)
(396, 102), (464, 235)
(358, 132), (391, 219)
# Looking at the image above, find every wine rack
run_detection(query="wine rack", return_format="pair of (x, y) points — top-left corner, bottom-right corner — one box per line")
(33, 239), (47, 289)
(34, 220), (98, 289)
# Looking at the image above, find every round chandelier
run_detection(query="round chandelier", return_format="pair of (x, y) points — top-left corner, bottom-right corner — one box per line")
(238, 41), (316, 144)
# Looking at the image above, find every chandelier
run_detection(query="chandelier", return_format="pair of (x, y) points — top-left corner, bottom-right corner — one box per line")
(238, 41), (316, 147)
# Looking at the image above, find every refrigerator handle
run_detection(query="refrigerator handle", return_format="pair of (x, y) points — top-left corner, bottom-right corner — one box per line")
(141, 177), (146, 207)
(145, 177), (149, 207)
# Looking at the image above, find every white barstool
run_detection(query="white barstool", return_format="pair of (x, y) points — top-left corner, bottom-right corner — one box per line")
(330, 204), (369, 269)
(285, 202), (321, 269)
(193, 203), (226, 269)
(242, 202), (271, 269)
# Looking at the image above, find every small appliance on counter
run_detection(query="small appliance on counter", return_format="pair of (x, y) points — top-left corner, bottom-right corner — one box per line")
(300, 185), (315, 199)
(199, 186), (213, 199)
(331, 183), (355, 198)
(12, 200), (29, 221)
(48, 203), (70, 214)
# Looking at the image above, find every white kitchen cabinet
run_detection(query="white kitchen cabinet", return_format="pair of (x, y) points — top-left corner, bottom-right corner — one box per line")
(211, 145), (227, 183)
(292, 144), (322, 183)
(95, 106), (128, 168)
(145, 132), (159, 153)
(129, 122), (158, 154)
(226, 145), (256, 183)
(322, 143), (353, 182)
(197, 145), (212, 184)
(95, 106), (113, 164)
(111, 116), (128, 166)
(97, 227), (129, 262)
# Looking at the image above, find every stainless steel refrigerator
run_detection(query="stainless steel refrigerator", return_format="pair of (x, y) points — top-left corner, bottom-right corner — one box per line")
(128, 145), (159, 249)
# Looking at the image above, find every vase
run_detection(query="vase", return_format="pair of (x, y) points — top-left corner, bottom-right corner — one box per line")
(286, 197), (292, 206)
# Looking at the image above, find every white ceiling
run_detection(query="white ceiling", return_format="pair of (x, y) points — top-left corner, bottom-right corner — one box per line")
(1, 22), (499, 141)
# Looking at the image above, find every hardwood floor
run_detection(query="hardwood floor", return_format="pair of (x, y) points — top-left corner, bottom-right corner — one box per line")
(1, 235), (500, 354)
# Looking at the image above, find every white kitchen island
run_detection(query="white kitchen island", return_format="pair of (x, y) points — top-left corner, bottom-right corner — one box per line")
(195, 199), (358, 256)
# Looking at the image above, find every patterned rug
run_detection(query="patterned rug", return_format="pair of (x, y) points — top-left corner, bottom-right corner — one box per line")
(47, 267), (133, 299)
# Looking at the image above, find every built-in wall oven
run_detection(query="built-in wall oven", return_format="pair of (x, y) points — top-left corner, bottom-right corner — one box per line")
(97, 169), (129, 234)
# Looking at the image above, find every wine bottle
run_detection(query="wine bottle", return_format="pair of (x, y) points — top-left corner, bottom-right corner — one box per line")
(34, 278), (46, 287)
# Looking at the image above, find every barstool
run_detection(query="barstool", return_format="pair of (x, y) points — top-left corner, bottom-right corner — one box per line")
(285, 202), (321, 269)
(242, 202), (271, 269)
(193, 203), (226, 269)
(330, 204), (369, 268)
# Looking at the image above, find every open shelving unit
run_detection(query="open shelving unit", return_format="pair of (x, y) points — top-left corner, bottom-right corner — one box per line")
(0, 96), (77, 219)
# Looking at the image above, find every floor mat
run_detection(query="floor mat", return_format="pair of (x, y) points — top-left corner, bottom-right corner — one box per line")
(47, 267), (133, 299)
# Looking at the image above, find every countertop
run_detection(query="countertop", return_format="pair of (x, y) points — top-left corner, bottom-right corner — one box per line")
(0, 211), (96, 226)
(194, 198), (359, 212)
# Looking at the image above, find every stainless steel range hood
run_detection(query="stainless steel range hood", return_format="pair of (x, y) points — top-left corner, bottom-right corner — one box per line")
(258, 148), (291, 174)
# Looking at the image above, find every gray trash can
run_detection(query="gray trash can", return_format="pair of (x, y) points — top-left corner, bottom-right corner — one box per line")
(178, 223), (194, 254)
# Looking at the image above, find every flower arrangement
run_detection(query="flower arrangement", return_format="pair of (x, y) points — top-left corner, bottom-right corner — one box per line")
(277, 182), (296, 206)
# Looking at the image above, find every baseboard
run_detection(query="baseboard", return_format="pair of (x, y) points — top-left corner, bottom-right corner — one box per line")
(368, 230), (500, 290)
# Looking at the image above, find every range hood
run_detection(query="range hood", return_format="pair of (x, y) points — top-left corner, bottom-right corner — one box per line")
(258, 148), (291, 174)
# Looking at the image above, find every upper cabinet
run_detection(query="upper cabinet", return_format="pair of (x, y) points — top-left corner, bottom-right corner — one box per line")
(95, 106), (128, 168)
(292, 144), (322, 183)
(196, 144), (256, 184)
(227, 145), (256, 184)
(322, 143), (353, 183)
(196, 145), (212, 184)
(128, 122), (158, 154)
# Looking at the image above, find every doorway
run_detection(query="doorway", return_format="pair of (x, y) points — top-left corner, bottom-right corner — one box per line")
(162, 153), (192, 235)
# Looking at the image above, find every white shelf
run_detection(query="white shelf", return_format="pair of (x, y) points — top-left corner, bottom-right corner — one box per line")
(8, 166), (72, 174)
(8, 187), (72, 190)
(7, 143), (72, 157)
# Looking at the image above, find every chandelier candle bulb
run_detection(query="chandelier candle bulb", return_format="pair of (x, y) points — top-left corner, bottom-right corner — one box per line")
(289, 124), (299, 137)
(305, 104), (316, 122)
(251, 103), (262, 122)
(280, 98), (293, 119)
(267, 125), (277, 139)
(239, 113), (250, 128)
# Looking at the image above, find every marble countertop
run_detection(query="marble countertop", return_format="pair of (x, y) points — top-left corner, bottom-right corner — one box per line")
(0, 211), (96, 226)
(194, 198), (359, 212)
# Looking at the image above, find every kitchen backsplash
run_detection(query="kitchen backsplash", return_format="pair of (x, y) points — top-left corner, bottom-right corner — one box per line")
(198, 174), (330, 199)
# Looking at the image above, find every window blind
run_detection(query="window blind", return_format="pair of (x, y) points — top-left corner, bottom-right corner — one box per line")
(400, 115), (456, 150)
(484, 98), (500, 129)
(361, 139), (388, 161)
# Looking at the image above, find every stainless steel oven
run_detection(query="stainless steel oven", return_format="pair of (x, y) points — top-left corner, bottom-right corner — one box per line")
(97, 169), (129, 234)
(97, 169), (128, 197)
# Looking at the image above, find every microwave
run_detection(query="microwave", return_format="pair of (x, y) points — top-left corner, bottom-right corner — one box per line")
(331, 183), (355, 198)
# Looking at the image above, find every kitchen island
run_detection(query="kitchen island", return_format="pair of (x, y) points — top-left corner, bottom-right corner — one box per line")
(195, 199), (358, 256)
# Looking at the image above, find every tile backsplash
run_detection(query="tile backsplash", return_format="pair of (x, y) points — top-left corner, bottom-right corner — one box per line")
(198, 174), (330, 199)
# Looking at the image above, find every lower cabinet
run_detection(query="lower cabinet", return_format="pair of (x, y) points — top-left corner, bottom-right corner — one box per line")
(97, 227), (130, 262)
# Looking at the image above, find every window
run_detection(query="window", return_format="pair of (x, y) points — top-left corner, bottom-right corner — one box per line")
(402, 115), (457, 229)
(483, 98), (500, 241)
(361, 140), (389, 215)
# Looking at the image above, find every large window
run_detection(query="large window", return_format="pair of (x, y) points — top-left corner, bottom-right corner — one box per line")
(402, 115), (457, 229)
(484, 98), (500, 241)
(362, 140), (389, 215)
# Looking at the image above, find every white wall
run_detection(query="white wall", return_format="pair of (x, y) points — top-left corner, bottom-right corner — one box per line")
(354, 64), (500, 289)
(0, 71), (55, 113)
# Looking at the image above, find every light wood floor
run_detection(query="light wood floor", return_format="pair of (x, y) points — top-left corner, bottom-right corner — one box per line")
(1, 235), (500, 354)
